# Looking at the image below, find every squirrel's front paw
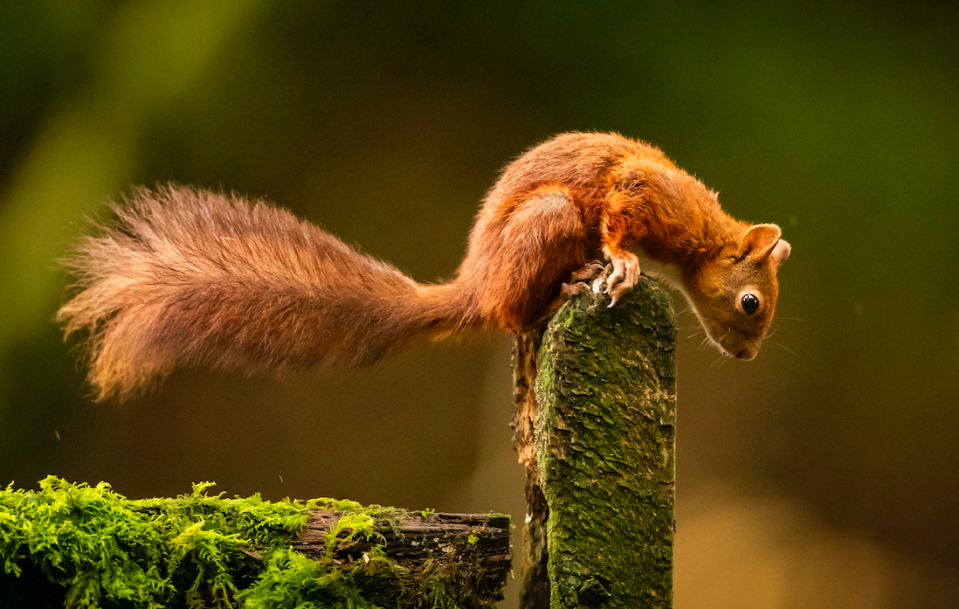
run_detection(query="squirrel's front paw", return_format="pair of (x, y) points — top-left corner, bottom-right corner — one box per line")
(605, 252), (640, 307)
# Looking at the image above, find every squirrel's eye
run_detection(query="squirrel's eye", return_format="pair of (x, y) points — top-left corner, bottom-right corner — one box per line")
(741, 293), (759, 315)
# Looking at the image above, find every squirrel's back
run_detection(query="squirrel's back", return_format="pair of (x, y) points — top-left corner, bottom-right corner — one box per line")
(485, 132), (659, 201)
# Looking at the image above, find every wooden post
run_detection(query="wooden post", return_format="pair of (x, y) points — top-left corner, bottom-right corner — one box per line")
(515, 274), (677, 608)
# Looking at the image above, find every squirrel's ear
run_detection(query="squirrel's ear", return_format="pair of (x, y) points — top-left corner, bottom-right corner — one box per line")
(742, 224), (782, 258)
(770, 239), (791, 266)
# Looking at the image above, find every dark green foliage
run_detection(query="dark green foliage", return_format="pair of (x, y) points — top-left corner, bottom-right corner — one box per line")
(535, 276), (677, 608)
(0, 477), (417, 608)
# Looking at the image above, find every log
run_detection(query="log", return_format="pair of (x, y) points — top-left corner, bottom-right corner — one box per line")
(0, 478), (511, 608)
(292, 510), (512, 607)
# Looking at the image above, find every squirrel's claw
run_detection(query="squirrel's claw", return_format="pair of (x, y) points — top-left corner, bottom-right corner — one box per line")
(561, 260), (605, 297)
(605, 253), (640, 307)
(569, 260), (605, 283)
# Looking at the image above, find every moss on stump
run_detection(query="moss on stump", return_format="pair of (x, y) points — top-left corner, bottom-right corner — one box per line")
(534, 275), (677, 608)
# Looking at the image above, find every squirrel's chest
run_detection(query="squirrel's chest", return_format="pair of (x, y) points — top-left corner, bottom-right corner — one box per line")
(633, 249), (684, 293)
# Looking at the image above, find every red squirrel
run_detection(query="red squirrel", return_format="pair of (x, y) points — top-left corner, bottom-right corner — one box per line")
(58, 132), (790, 401)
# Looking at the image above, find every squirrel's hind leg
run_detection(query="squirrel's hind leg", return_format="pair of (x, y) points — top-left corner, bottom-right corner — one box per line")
(481, 186), (590, 331)
(564, 260), (605, 293)
(524, 259), (605, 329)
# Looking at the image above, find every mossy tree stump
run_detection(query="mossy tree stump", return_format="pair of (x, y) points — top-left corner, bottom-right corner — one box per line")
(514, 274), (677, 608)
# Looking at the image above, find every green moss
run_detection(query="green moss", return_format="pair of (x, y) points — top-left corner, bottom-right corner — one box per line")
(534, 276), (677, 608)
(0, 476), (460, 608)
(238, 548), (395, 609)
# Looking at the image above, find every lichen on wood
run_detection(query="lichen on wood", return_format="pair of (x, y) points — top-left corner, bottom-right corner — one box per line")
(533, 275), (677, 608)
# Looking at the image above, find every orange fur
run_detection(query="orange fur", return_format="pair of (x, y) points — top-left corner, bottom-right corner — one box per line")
(59, 132), (790, 400)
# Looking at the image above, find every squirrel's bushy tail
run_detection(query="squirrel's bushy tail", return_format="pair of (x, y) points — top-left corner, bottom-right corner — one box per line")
(58, 185), (473, 401)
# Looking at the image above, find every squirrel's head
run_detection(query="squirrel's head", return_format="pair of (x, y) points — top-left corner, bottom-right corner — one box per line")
(685, 223), (791, 360)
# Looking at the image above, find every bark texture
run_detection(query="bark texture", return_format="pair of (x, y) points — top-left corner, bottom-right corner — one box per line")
(292, 510), (511, 607)
(513, 328), (551, 609)
(531, 275), (677, 608)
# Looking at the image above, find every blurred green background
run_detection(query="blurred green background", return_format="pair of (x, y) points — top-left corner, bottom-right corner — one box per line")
(2, 1), (958, 607)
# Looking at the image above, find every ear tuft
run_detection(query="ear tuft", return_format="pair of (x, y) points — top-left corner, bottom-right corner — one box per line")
(743, 224), (783, 257)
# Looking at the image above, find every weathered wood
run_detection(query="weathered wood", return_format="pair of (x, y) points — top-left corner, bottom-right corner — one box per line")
(519, 476), (550, 609)
(513, 329), (544, 481)
(516, 274), (677, 608)
(513, 329), (551, 609)
(292, 510), (511, 607)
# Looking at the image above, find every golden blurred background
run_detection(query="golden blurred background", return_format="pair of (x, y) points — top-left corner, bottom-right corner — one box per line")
(2, 1), (958, 607)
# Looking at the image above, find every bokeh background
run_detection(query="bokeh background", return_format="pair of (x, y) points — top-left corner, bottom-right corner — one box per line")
(2, 1), (958, 607)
